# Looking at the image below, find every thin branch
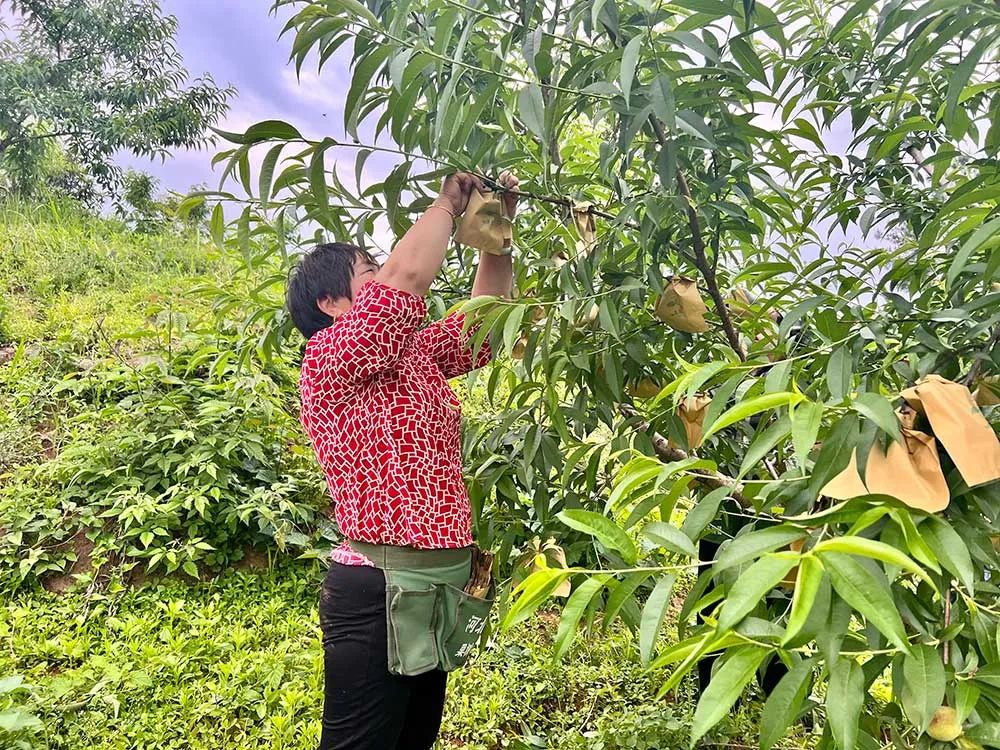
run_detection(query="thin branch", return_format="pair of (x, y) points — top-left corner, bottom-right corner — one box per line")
(962, 322), (1000, 387)
(906, 145), (934, 178)
(619, 404), (750, 507)
(648, 116), (746, 359)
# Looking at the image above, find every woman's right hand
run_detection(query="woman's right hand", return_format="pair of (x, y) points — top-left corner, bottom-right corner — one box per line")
(434, 172), (484, 216)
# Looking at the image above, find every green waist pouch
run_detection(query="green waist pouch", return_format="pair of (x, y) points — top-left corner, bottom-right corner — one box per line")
(349, 541), (496, 676)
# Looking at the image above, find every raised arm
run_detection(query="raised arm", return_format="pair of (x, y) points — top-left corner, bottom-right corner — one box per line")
(376, 172), (484, 297)
(470, 171), (518, 300)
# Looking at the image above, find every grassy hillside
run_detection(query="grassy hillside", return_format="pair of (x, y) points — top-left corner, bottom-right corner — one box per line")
(0, 201), (798, 749)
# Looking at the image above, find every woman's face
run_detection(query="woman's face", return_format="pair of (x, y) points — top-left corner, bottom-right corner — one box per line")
(349, 255), (380, 302)
(317, 253), (381, 320)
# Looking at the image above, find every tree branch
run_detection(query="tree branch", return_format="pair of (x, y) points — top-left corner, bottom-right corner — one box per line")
(648, 116), (747, 360)
(962, 322), (1000, 387)
(619, 404), (749, 508)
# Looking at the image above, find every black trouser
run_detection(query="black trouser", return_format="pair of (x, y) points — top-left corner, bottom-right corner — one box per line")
(318, 561), (448, 750)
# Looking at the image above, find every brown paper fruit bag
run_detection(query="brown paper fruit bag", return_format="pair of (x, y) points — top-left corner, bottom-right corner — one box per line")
(821, 408), (950, 512)
(517, 538), (572, 597)
(667, 394), (712, 451)
(901, 374), (1000, 488)
(454, 189), (513, 255)
(572, 202), (597, 251)
(655, 277), (709, 333)
(629, 378), (662, 399)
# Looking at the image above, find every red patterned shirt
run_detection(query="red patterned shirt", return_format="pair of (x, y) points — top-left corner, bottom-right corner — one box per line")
(299, 280), (491, 566)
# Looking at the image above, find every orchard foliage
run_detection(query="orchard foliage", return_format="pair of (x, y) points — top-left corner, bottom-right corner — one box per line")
(192, 0), (1000, 747)
(0, 0), (233, 194)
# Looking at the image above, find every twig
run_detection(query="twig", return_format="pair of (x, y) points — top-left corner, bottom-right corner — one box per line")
(962, 322), (1000, 387)
(906, 145), (934, 178)
(479, 175), (641, 230)
(619, 404), (749, 507)
(647, 116), (747, 361)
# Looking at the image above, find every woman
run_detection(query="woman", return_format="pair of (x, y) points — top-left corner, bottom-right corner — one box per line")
(286, 171), (519, 749)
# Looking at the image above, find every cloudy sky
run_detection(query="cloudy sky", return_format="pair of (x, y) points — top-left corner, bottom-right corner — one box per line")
(116, 0), (401, 196)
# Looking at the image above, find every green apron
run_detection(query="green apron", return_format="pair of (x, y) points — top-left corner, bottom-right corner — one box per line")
(349, 541), (495, 676)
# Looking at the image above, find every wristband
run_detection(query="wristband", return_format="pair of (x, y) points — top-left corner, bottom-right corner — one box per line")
(427, 203), (456, 219)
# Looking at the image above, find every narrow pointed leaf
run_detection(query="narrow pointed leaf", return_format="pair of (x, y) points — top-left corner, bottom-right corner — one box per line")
(639, 573), (677, 665)
(691, 646), (769, 747)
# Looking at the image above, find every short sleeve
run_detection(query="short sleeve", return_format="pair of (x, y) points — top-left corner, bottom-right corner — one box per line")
(312, 280), (426, 385)
(417, 311), (493, 380)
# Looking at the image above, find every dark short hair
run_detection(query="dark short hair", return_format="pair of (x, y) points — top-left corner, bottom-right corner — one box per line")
(286, 242), (376, 339)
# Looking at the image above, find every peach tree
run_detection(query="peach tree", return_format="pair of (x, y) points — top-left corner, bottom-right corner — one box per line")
(190, 0), (1000, 747)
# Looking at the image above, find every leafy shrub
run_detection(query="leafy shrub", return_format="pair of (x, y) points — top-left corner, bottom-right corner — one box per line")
(0, 334), (330, 589)
(0, 675), (43, 750)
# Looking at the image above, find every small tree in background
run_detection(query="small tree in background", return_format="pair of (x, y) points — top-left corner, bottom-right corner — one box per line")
(0, 0), (234, 195)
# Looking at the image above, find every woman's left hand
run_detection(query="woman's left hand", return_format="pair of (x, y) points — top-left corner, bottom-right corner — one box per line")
(497, 171), (519, 219)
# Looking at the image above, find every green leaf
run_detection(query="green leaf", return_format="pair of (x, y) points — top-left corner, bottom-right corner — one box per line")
(783, 556), (823, 645)
(209, 203), (224, 249)
(947, 216), (1000, 288)
(966, 723), (1000, 747)
(603, 570), (654, 632)
(791, 401), (823, 470)
(554, 575), (610, 660)
(257, 143), (284, 210)
(738, 415), (791, 480)
(620, 36), (643, 107)
(327, 0), (380, 26)
(945, 34), (995, 137)
(820, 551), (910, 653)
(650, 74), (676, 131)
(676, 110), (717, 148)
(729, 37), (767, 85)
(673, 0), (738, 19)
(644, 521), (698, 558)
(309, 141), (330, 213)
(827, 658), (865, 750)
(714, 526), (806, 573)
(681, 486), (730, 540)
(814, 536), (935, 590)
(639, 573), (677, 665)
(806, 413), (859, 500)
(502, 304), (527, 354)
(760, 658), (814, 750)
(901, 644), (946, 734)
(702, 392), (800, 442)
(242, 119), (302, 143)
(503, 567), (574, 629)
(852, 392), (903, 444)
(921, 517), (976, 595)
(690, 646), (769, 746)
(518, 83), (546, 141)
(182, 560), (199, 578)
(717, 554), (797, 632)
(558, 510), (637, 564)
(826, 345), (853, 402)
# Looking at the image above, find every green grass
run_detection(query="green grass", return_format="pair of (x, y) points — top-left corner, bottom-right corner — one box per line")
(0, 199), (219, 347)
(1, 559), (717, 750)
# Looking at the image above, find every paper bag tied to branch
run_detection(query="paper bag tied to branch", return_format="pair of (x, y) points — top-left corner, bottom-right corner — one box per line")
(901, 374), (1000, 488)
(572, 202), (597, 251)
(454, 189), (513, 255)
(516, 538), (571, 597)
(655, 277), (709, 333)
(822, 407), (950, 513)
(668, 394), (712, 451)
